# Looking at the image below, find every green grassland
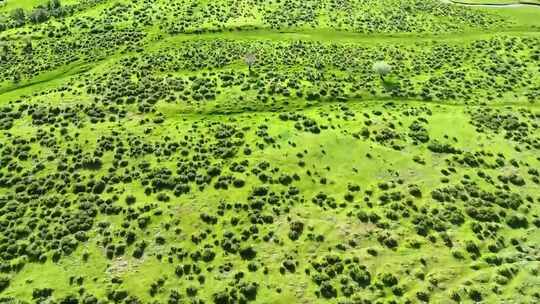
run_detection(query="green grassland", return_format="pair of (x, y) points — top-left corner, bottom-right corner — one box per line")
(0, 0), (539, 304)
(453, 0), (540, 5)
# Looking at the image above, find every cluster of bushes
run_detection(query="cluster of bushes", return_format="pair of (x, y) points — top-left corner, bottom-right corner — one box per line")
(212, 281), (258, 304)
(469, 108), (540, 149)
(0, 99), (537, 302)
(0, 27), (145, 86)
(5, 0), (66, 28)
(0, 2), (537, 299)
(408, 120), (430, 143)
(161, 0), (506, 34)
(42, 35), (534, 118)
(308, 254), (415, 299)
(1, 0), (114, 31)
(427, 140), (461, 154)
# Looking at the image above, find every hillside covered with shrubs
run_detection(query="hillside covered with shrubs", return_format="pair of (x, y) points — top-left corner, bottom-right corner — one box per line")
(0, 0), (539, 303)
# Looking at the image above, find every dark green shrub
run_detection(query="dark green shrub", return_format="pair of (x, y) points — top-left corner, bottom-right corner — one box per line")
(0, 276), (10, 292)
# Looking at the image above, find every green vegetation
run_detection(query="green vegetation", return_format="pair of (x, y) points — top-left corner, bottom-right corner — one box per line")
(0, 0), (539, 303)
(454, 0), (540, 4)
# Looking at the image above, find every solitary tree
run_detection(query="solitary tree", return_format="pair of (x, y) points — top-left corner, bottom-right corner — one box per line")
(29, 8), (49, 24)
(244, 53), (256, 73)
(0, 41), (8, 62)
(13, 72), (21, 84)
(0, 41), (7, 51)
(23, 38), (33, 55)
(48, 0), (65, 17)
(372, 61), (392, 81)
(10, 8), (26, 26)
(49, 0), (62, 10)
(0, 14), (6, 31)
